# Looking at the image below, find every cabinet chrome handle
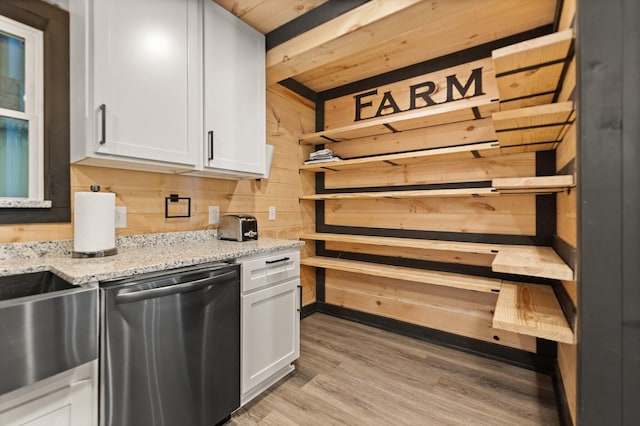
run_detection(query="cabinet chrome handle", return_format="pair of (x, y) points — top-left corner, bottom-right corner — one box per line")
(265, 257), (290, 265)
(99, 104), (106, 145)
(297, 284), (302, 313)
(207, 130), (214, 160)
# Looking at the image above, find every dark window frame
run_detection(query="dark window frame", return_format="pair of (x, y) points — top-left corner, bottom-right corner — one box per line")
(0, 0), (70, 224)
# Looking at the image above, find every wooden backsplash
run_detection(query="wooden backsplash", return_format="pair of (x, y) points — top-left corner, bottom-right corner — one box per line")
(0, 85), (316, 245)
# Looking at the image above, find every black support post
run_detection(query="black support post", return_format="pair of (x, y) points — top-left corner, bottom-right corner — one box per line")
(578, 0), (640, 424)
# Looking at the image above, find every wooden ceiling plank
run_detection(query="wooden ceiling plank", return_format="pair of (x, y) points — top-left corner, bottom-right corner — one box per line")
(266, 0), (423, 85)
(214, 0), (266, 19)
(215, 0), (330, 34)
(295, 0), (556, 92)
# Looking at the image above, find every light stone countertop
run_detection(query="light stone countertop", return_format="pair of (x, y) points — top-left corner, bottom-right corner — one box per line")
(0, 232), (303, 285)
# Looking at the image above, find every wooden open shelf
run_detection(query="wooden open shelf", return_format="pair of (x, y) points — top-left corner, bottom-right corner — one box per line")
(300, 175), (574, 200)
(301, 233), (500, 255)
(492, 246), (574, 281)
(493, 282), (576, 344)
(492, 175), (575, 194)
(300, 187), (498, 200)
(301, 254), (575, 343)
(299, 97), (499, 145)
(300, 141), (501, 172)
(301, 233), (574, 281)
(492, 29), (574, 110)
(300, 256), (502, 293)
(492, 102), (574, 154)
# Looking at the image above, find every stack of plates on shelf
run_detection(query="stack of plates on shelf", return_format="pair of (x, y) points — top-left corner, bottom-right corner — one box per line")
(304, 148), (342, 164)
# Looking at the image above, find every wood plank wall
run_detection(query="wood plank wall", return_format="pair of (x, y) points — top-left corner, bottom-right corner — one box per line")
(555, 0), (577, 423)
(319, 137), (538, 351)
(0, 86), (318, 307)
(316, 61), (546, 353)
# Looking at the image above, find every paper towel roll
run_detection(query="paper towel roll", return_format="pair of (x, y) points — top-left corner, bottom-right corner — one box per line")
(73, 191), (116, 254)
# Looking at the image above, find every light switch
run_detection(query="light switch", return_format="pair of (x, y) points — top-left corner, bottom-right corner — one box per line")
(115, 206), (127, 228)
(268, 206), (276, 221)
(209, 206), (220, 224)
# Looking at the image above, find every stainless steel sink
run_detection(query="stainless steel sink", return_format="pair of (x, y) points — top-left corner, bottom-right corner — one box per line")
(0, 271), (97, 395)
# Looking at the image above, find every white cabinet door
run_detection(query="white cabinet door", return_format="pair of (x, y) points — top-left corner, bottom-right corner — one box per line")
(203, 1), (265, 176)
(90, 0), (200, 166)
(0, 379), (93, 426)
(241, 279), (300, 394)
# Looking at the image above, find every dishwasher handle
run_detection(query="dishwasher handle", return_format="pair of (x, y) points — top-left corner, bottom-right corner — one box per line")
(115, 270), (236, 304)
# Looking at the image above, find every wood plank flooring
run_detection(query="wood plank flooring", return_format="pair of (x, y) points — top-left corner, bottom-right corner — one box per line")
(229, 313), (559, 426)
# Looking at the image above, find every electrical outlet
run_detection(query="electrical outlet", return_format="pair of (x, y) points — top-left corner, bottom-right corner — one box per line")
(209, 206), (220, 224)
(115, 206), (127, 228)
(268, 206), (276, 221)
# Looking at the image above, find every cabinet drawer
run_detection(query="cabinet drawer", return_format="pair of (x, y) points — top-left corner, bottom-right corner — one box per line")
(240, 249), (300, 293)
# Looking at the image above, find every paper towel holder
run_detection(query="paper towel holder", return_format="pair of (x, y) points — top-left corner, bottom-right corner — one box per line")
(72, 247), (118, 258)
(72, 185), (118, 258)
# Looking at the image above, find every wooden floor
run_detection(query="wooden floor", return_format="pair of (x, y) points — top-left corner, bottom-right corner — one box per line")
(230, 313), (560, 426)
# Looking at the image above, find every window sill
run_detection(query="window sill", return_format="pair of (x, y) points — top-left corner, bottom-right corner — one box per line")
(0, 199), (52, 208)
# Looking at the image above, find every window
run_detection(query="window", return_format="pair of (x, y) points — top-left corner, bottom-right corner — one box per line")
(0, 0), (70, 224)
(0, 15), (44, 202)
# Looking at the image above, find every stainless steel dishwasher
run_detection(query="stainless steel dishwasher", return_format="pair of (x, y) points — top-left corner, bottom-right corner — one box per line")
(100, 262), (240, 426)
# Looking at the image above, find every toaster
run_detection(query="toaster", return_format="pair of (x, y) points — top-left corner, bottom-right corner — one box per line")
(219, 214), (258, 241)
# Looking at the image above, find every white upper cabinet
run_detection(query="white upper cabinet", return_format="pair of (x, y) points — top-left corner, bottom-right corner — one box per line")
(201, 1), (266, 178)
(70, 0), (201, 172)
(70, 0), (266, 178)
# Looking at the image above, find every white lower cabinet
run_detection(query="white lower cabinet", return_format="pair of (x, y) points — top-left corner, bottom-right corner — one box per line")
(239, 249), (301, 406)
(0, 362), (97, 426)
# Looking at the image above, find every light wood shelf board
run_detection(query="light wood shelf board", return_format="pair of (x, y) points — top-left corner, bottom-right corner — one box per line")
(300, 187), (498, 200)
(493, 282), (575, 344)
(301, 232), (502, 255)
(299, 97), (499, 145)
(499, 93), (555, 111)
(494, 124), (566, 147)
(499, 142), (558, 155)
(492, 175), (574, 191)
(495, 64), (565, 107)
(303, 233), (574, 282)
(299, 142), (501, 172)
(492, 246), (574, 281)
(492, 101), (574, 131)
(492, 29), (574, 74)
(492, 102), (574, 148)
(492, 30), (573, 107)
(301, 256), (502, 293)
(301, 174), (573, 199)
